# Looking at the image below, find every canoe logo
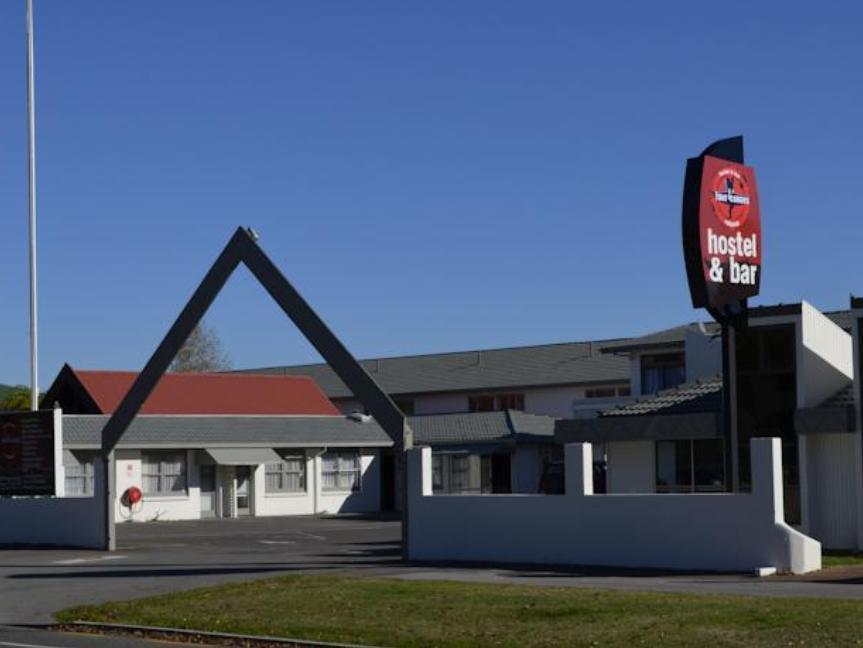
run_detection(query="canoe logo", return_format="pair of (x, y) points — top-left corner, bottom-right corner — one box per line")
(710, 167), (752, 228)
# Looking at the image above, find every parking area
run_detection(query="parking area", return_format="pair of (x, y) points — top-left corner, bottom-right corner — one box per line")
(0, 515), (402, 626)
(5, 514), (863, 632)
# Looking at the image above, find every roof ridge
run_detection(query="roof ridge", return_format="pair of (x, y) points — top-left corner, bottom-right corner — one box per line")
(74, 369), (317, 382)
(235, 337), (636, 372)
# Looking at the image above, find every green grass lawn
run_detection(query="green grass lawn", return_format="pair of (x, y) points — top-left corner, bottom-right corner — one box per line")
(57, 574), (863, 647)
(823, 552), (863, 568)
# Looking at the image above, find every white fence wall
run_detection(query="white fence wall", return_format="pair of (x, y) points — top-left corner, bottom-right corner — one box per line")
(805, 433), (857, 549)
(407, 438), (821, 574)
(0, 460), (106, 549)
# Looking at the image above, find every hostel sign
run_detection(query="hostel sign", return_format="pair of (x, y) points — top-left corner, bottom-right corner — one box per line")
(0, 410), (55, 496)
(683, 138), (762, 313)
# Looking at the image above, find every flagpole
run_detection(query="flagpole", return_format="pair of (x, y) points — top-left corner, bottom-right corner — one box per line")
(26, 0), (39, 411)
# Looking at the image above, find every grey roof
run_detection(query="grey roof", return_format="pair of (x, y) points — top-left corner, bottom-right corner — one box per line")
(409, 410), (557, 446)
(821, 383), (855, 408)
(598, 377), (723, 417)
(62, 410), (558, 450)
(234, 340), (632, 400)
(62, 415), (393, 449)
(603, 323), (721, 354)
(605, 308), (854, 355)
(794, 382), (857, 436)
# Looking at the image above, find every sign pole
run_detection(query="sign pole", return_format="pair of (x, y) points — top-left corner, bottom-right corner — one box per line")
(25, 0), (39, 412)
(721, 322), (740, 491)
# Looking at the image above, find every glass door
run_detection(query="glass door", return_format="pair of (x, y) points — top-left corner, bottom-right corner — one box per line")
(199, 465), (216, 518)
(236, 466), (251, 516)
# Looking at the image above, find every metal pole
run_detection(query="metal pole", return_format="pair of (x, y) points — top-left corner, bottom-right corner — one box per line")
(721, 322), (740, 492)
(25, 0), (39, 412)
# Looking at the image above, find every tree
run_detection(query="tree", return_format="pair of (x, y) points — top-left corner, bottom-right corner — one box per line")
(0, 387), (34, 411)
(169, 321), (232, 373)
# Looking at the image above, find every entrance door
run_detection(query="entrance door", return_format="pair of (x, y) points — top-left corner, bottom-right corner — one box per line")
(380, 451), (395, 511)
(200, 465), (216, 518)
(236, 466), (251, 516)
(491, 453), (512, 494)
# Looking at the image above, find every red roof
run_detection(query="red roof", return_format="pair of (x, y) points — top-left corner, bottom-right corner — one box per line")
(70, 369), (340, 416)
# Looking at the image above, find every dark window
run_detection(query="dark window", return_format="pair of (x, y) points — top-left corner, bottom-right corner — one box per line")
(468, 395), (495, 412)
(655, 439), (725, 493)
(641, 353), (686, 395)
(496, 393), (524, 410)
(585, 387), (617, 399)
(468, 393), (524, 412)
(617, 386), (631, 397)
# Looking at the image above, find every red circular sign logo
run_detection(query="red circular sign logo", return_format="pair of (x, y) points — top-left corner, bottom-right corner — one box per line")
(710, 167), (752, 229)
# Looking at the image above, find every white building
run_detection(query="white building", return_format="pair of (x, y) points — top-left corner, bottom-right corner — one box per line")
(558, 299), (861, 550)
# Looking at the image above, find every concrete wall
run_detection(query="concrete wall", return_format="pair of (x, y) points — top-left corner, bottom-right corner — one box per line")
(798, 301), (854, 408)
(407, 438), (821, 574)
(0, 460), (106, 549)
(606, 441), (654, 493)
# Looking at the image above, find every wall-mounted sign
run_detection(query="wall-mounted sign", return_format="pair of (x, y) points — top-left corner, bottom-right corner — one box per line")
(683, 138), (762, 312)
(0, 410), (55, 496)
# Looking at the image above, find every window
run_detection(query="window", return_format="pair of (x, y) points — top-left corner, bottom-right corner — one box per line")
(641, 353), (686, 395)
(322, 450), (361, 492)
(432, 454), (443, 491)
(64, 451), (95, 496)
(265, 453), (306, 493)
(468, 393), (524, 412)
(655, 440), (725, 493)
(432, 453), (478, 494)
(468, 395), (495, 412)
(617, 385), (631, 397)
(449, 455), (471, 492)
(585, 387), (617, 399)
(142, 451), (187, 496)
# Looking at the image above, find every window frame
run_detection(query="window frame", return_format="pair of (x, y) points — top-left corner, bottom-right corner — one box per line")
(265, 452), (307, 494)
(321, 450), (362, 493)
(141, 451), (188, 497)
(655, 439), (725, 493)
(64, 451), (96, 497)
(640, 353), (686, 395)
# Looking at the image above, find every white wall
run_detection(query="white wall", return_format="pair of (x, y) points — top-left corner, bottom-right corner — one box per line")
(0, 460), (106, 549)
(797, 301), (854, 408)
(253, 450), (382, 517)
(805, 433), (857, 549)
(114, 449), (201, 523)
(407, 439), (821, 574)
(606, 441), (654, 493)
(112, 448), (382, 522)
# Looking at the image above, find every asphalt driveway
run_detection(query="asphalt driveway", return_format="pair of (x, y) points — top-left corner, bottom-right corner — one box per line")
(3, 513), (863, 633)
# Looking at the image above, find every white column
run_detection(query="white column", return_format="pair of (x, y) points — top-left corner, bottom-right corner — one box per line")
(53, 406), (64, 497)
(565, 443), (593, 496)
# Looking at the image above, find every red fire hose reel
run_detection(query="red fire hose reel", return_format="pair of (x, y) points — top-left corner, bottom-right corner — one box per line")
(120, 486), (144, 519)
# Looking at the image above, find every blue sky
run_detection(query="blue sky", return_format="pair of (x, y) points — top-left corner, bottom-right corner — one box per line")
(0, 2), (860, 387)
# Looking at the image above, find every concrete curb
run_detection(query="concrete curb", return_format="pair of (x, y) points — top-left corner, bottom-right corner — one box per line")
(55, 621), (382, 647)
